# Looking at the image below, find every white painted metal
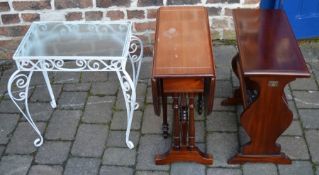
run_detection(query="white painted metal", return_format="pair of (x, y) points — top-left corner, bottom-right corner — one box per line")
(7, 21), (143, 149)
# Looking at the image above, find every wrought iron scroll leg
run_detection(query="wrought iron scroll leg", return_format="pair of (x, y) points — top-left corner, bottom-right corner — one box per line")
(7, 70), (44, 147)
(116, 70), (137, 149)
(41, 71), (56, 108)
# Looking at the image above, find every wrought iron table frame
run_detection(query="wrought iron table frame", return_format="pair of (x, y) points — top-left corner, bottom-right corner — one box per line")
(7, 21), (143, 149)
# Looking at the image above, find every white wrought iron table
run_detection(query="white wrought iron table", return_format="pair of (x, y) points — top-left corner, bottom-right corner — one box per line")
(7, 21), (143, 149)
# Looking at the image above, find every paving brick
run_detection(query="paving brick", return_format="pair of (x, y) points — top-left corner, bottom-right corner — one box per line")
(142, 105), (172, 134)
(171, 163), (205, 175)
(71, 124), (108, 157)
(0, 146), (5, 156)
(213, 45), (237, 67)
(293, 91), (319, 108)
(243, 163), (277, 175)
(282, 120), (303, 136)
(30, 85), (62, 102)
(58, 91), (87, 109)
(54, 72), (81, 84)
(238, 126), (250, 146)
(64, 157), (100, 175)
(0, 114), (19, 144)
(107, 71), (119, 81)
(82, 96), (115, 124)
(136, 135), (170, 171)
(90, 82), (118, 95)
(1, 67), (16, 78)
(3, 85), (35, 100)
(35, 141), (71, 164)
(311, 62), (319, 79)
(27, 102), (54, 121)
(212, 98), (236, 111)
(100, 166), (134, 175)
(215, 81), (233, 98)
(305, 130), (319, 163)
(81, 72), (108, 82)
(138, 61), (152, 80)
(288, 100), (299, 119)
(195, 121), (205, 143)
(6, 122), (45, 154)
(216, 66), (231, 80)
(103, 147), (136, 166)
(106, 130), (140, 147)
(111, 111), (142, 130)
(207, 168), (242, 175)
(0, 100), (21, 113)
(45, 110), (81, 140)
(29, 72), (53, 86)
(206, 112), (237, 132)
(0, 84), (6, 97)
(285, 86), (293, 100)
(136, 83), (147, 98)
(135, 171), (169, 175)
(278, 161), (314, 175)
(63, 83), (91, 91)
(299, 109), (319, 129)
(300, 43), (319, 63)
(0, 155), (33, 175)
(207, 133), (239, 167)
(290, 77), (318, 90)
(278, 136), (310, 160)
(28, 165), (63, 175)
(146, 86), (153, 104)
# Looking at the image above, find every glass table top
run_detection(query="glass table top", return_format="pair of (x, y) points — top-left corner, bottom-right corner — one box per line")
(14, 21), (132, 59)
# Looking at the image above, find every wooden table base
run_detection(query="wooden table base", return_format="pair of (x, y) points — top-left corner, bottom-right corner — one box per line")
(228, 153), (291, 164)
(222, 54), (294, 164)
(155, 93), (213, 165)
(156, 147), (213, 165)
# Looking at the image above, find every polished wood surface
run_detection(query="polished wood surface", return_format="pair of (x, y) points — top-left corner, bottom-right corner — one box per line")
(233, 9), (309, 77)
(152, 6), (215, 165)
(153, 6), (215, 77)
(223, 9), (311, 164)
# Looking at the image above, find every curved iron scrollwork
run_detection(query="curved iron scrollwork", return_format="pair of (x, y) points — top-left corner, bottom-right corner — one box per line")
(7, 70), (43, 147)
(17, 59), (124, 71)
(128, 35), (143, 88)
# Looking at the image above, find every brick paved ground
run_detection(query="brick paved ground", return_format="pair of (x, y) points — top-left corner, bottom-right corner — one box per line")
(0, 42), (318, 175)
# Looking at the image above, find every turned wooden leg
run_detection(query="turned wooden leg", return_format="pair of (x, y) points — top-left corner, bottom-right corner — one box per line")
(197, 93), (203, 115)
(189, 93), (195, 149)
(151, 78), (161, 116)
(172, 94), (180, 149)
(180, 94), (188, 146)
(162, 94), (169, 138)
(155, 93), (213, 165)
